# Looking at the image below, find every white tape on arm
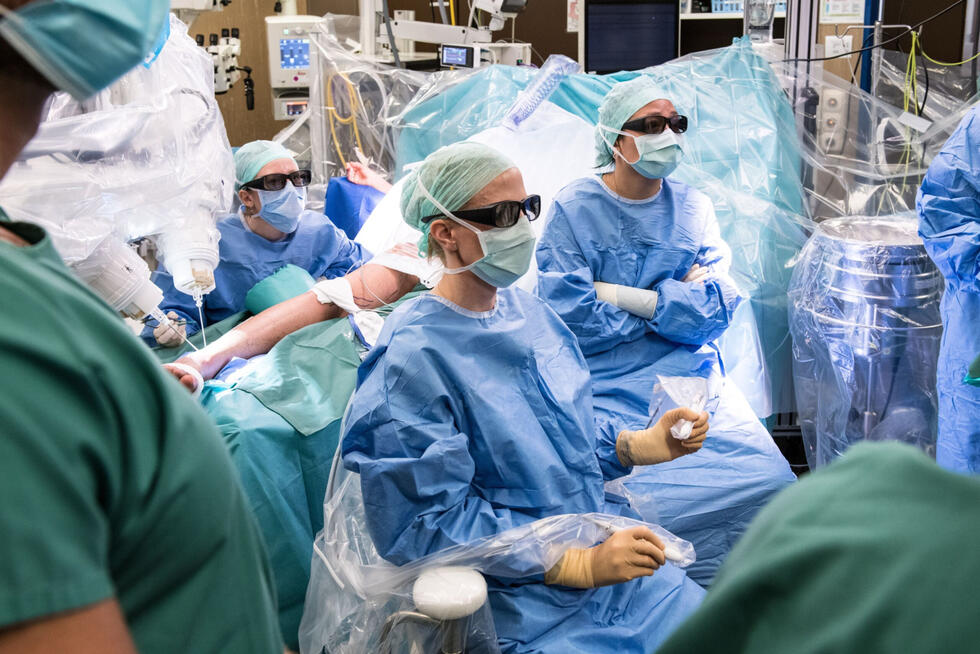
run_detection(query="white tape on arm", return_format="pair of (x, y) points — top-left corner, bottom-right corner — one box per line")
(311, 277), (360, 313)
(594, 282), (658, 320)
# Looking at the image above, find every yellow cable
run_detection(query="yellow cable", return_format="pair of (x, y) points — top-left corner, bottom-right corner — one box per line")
(325, 73), (364, 169)
(921, 47), (980, 66)
(449, 0), (456, 26)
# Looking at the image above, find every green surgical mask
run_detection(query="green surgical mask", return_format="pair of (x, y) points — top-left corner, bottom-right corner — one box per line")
(600, 125), (685, 179)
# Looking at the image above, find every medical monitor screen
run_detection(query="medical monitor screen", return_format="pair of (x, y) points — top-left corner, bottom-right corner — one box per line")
(585, 0), (677, 74)
(280, 38), (310, 70)
(441, 45), (473, 68)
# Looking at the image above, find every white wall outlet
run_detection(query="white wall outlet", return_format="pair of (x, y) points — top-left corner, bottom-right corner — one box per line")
(825, 34), (853, 59)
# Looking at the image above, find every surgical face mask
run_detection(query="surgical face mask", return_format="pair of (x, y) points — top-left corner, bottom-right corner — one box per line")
(601, 125), (685, 180)
(417, 181), (536, 288)
(0, 0), (170, 101)
(255, 185), (307, 234)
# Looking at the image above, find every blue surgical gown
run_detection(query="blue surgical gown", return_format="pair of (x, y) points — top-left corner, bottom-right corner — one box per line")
(916, 105), (980, 473)
(342, 289), (705, 654)
(535, 176), (794, 584)
(142, 211), (369, 344)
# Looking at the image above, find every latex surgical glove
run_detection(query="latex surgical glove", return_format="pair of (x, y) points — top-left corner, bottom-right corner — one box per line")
(616, 408), (709, 467)
(153, 311), (186, 347)
(544, 526), (666, 589)
(683, 263), (710, 283)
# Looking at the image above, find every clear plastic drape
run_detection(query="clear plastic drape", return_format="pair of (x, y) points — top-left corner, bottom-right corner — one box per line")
(788, 215), (942, 468)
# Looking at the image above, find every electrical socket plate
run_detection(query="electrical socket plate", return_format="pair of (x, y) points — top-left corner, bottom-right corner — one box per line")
(825, 34), (853, 58)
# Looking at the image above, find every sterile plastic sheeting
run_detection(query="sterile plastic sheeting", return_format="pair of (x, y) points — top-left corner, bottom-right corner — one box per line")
(788, 215), (943, 469)
(875, 49), (980, 128)
(0, 14), (231, 305)
(306, 16), (429, 187)
(0, 14), (230, 259)
(652, 375), (714, 440)
(772, 57), (977, 222)
(393, 66), (537, 177)
(274, 107), (313, 170)
(299, 470), (695, 654)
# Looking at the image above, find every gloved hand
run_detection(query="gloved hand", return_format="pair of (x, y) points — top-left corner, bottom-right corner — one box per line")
(153, 311), (186, 347)
(616, 407), (709, 467)
(545, 526), (666, 588)
(682, 263), (710, 283)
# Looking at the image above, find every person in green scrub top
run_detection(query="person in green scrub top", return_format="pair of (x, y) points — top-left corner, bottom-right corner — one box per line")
(655, 441), (980, 654)
(0, 1), (283, 653)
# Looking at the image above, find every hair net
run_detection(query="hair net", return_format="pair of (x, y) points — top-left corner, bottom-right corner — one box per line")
(595, 77), (670, 168)
(235, 140), (296, 189)
(400, 141), (516, 254)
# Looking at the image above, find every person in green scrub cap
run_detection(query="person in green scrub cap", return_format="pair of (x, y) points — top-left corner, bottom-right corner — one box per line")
(655, 442), (980, 654)
(0, 1), (283, 653)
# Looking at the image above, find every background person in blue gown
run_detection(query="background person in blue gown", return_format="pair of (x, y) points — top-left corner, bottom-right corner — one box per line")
(144, 140), (370, 346)
(535, 77), (795, 585)
(917, 104), (980, 473)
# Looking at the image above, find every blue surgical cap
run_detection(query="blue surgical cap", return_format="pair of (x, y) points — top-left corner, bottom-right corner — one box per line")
(400, 142), (516, 254)
(235, 140), (296, 189)
(595, 76), (669, 168)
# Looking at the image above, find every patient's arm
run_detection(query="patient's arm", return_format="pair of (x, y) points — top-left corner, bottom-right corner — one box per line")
(164, 260), (419, 389)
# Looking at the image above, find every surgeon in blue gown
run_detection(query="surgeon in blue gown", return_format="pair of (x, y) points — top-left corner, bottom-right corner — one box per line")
(535, 77), (795, 584)
(342, 142), (707, 654)
(917, 104), (980, 473)
(143, 140), (369, 346)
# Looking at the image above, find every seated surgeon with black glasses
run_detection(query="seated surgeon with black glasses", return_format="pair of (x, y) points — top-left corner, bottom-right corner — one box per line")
(145, 140), (370, 347)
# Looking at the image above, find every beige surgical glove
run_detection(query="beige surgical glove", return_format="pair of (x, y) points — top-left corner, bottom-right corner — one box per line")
(683, 264), (710, 283)
(153, 311), (186, 348)
(545, 526), (667, 588)
(616, 408), (709, 467)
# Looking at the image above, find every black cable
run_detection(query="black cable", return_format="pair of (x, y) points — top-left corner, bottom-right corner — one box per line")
(919, 41), (930, 115)
(782, 0), (966, 64)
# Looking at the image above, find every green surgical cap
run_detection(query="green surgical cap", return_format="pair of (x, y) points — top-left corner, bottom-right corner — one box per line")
(594, 76), (669, 168)
(234, 140), (296, 189)
(400, 141), (516, 254)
